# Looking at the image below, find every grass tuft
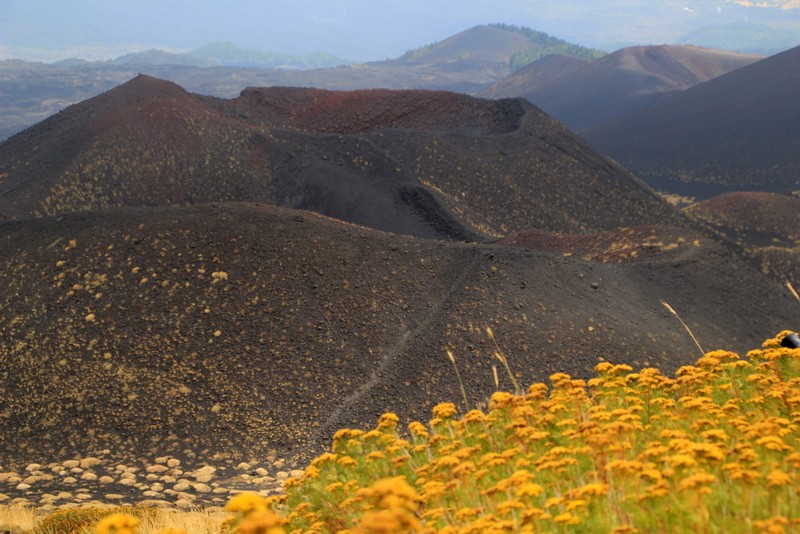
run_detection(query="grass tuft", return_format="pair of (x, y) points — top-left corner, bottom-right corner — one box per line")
(661, 299), (706, 357)
(446, 350), (470, 412)
(486, 327), (522, 395)
(787, 281), (800, 304)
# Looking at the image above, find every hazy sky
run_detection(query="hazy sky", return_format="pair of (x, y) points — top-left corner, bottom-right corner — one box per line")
(1, 0), (799, 62)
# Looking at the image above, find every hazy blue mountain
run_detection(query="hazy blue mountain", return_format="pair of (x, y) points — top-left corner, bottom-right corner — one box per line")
(676, 22), (800, 55)
(187, 42), (348, 69)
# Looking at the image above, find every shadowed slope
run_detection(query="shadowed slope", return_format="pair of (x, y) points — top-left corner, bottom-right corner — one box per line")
(0, 75), (684, 238)
(585, 46), (800, 197)
(1, 203), (797, 477)
(479, 54), (588, 100)
(485, 45), (761, 131)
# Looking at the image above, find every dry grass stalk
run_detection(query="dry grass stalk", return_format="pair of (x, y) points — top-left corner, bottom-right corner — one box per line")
(487, 327), (522, 394)
(0, 505), (39, 531)
(447, 350), (470, 412)
(661, 299), (705, 357)
(136, 507), (227, 533)
(787, 281), (800, 304)
(492, 365), (500, 391)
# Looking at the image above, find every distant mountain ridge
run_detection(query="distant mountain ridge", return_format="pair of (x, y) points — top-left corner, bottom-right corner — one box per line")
(109, 42), (349, 69)
(399, 24), (605, 70)
(0, 24), (602, 141)
(585, 45), (800, 198)
(677, 22), (800, 56)
(482, 45), (762, 131)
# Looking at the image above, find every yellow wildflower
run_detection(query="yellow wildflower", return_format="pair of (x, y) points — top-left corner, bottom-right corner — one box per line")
(433, 455), (461, 469)
(464, 409), (487, 423)
(408, 421), (429, 438)
(545, 496), (566, 508)
(95, 514), (139, 534)
(521, 508), (548, 522)
(432, 402), (458, 419)
(377, 412), (399, 429)
(572, 483), (609, 498)
(611, 526), (640, 533)
(455, 507), (481, 521)
(421, 480), (448, 500)
(553, 512), (581, 525)
(692, 442), (726, 461)
(489, 391), (516, 409)
(355, 508), (419, 533)
(550, 372), (572, 384)
(357, 476), (421, 511)
(235, 510), (287, 534)
(422, 507), (448, 520)
(326, 481), (344, 492)
(390, 455), (409, 468)
(310, 452), (337, 468)
(527, 383), (549, 398)
(756, 436), (792, 452)
(752, 516), (790, 534)
(641, 468), (664, 482)
(452, 461), (477, 477)
(767, 470), (792, 487)
(667, 454), (697, 469)
(678, 473), (717, 491)
(566, 499), (587, 511)
(226, 492), (268, 514)
(700, 429), (729, 442)
(516, 483), (545, 498)
(787, 453), (800, 469)
(606, 460), (643, 474)
(332, 428), (364, 443)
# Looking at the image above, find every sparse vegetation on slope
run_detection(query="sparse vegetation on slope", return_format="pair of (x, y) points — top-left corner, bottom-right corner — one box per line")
(486, 24), (605, 71)
(685, 192), (800, 291)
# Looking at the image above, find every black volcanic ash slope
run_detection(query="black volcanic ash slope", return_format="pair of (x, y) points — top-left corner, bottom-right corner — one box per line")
(585, 46), (800, 198)
(0, 75), (684, 238)
(685, 192), (800, 289)
(0, 203), (798, 472)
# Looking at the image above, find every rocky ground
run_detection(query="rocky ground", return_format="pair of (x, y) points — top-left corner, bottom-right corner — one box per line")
(0, 452), (303, 510)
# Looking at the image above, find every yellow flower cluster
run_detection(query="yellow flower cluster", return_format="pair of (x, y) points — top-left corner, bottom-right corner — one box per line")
(87, 494), (286, 534)
(273, 333), (800, 533)
(95, 513), (140, 534)
(226, 493), (288, 534)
